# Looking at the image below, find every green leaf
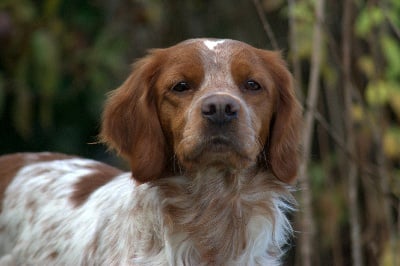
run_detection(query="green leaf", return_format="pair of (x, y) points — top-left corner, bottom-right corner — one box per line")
(381, 36), (400, 79)
(355, 6), (384, 37)
(365, 80), (390, 106)
(292, 1), (314, 23)
(357, 55), (374, 78)
(383, 126), (400, 159)
(355, 8), (371, 37)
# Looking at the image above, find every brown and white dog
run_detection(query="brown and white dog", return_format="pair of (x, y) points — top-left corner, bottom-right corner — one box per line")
(0, 39), (301, 265)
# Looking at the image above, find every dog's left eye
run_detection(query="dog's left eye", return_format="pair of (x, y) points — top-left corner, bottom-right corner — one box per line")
(172, 82), (191, 92)
(244, 80), (262, 91)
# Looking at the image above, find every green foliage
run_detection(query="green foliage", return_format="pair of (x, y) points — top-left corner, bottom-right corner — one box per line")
(355, 6), (384, 37)
(290, 0), (315, 59)
(86, 28), (128, 117)
(384, 126), (400, 159)
(0, 0), (130, 152)
(381, 35), (400, 80)
(354, 0), (400, 159)
(365, 79), (392, 106)
(31, 29), (60, 128)
(357, 55), (374, 77)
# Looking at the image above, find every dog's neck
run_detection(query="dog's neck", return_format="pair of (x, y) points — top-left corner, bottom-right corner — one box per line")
(151, 168), (293, 264)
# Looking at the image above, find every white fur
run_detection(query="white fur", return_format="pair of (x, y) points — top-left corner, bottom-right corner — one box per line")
(0, 158), (293, 265)
(203, 39), (225, 51)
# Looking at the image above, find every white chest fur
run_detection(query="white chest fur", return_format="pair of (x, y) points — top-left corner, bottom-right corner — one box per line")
(0, 161), (293, 265)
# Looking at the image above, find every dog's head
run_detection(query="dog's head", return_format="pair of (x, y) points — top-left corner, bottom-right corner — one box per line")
(101, 39), (302, 183)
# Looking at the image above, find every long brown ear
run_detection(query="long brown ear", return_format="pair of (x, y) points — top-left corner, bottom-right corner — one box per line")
(260, 51), (302, 183)
(100, 51), (166, 182)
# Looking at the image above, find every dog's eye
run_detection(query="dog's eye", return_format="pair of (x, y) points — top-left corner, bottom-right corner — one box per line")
(172, 82), (191, 92)
(244, 80), (262, 91)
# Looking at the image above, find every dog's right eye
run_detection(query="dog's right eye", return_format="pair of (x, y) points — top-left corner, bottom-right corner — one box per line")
(172, 82), (191, 92)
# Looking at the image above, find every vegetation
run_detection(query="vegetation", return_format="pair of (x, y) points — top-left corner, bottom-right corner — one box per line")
(0, 0), (399, 265)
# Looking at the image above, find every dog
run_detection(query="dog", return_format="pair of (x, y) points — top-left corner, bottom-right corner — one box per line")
(0, 38), (302, 265)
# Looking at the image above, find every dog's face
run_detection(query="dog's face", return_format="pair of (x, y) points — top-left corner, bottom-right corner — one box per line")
(156, 40), (278, 171)
(101, 39), (301, 183)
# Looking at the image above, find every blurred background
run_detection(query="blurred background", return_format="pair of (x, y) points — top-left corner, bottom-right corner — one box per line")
(0, 0), (399, 265)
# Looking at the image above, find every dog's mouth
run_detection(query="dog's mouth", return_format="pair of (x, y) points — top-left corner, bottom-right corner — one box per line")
(204, 136), (234, 152)
(178, 134), (255, 170)
(191, 135), (239, 157)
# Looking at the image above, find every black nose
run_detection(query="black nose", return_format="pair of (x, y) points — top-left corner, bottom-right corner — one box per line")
(201, 94), (240, 125)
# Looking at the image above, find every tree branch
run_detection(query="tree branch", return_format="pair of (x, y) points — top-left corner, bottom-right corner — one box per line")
(252, 0), (279, 50)
(297, 0), (325, 265)
(342, 0), (363, 265)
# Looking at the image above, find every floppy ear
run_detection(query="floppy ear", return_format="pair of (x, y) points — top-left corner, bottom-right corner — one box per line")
(100, 51), (166, 182)
(260, 51), (302, 183)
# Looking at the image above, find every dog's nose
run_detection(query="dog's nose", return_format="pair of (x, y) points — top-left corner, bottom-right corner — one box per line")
(201, 94), (240, 125)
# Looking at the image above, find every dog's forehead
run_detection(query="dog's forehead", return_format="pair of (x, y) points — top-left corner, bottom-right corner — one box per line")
(175, 38), (253, 58)
(173, 39), (259, 75)
(162, 39), (265, 92)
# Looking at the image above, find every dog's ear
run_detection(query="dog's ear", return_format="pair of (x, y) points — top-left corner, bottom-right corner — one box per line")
(101, 50), (167, 183)
(259, 51), (302, 183)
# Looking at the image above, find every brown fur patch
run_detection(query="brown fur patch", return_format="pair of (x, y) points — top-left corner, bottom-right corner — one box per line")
(48, 251), (58, 259)
(100, 51), (168, 183)
(0, 152), (74, 213)
(70, 163), (122, 207)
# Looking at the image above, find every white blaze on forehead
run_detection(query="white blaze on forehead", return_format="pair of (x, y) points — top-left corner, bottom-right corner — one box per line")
(203, 40), (226, 51)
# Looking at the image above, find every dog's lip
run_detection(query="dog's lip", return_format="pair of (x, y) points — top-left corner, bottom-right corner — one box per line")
(207, 136), (232, 147)
(180, 134), (255, 169)
(189, 135), (238, 158)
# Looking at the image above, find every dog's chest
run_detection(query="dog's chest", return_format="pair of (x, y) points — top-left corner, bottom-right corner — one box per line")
(0, 162), (289, 266)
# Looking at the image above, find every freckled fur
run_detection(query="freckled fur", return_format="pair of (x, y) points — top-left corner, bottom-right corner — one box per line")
(0, 38), (302, 265)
